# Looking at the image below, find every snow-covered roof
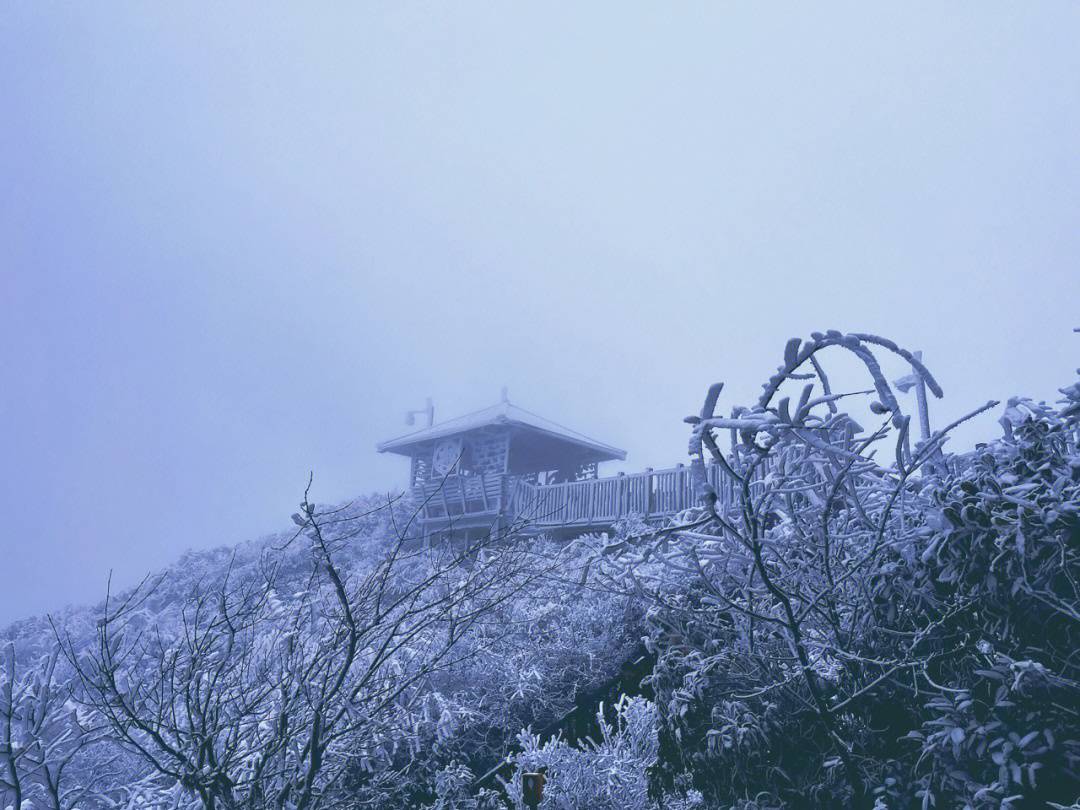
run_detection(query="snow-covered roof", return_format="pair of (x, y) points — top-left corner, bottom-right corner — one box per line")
(377, 400), (626, 461)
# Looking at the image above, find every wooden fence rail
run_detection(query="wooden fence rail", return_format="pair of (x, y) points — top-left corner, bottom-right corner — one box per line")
(506, 458), (772, 530)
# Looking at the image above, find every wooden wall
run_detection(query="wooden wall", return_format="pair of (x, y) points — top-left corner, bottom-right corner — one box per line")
(409, 427), (510, 486)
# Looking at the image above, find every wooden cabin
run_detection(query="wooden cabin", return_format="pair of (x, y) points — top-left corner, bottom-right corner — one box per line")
(377, 397), (627, 538)
(378, 397), (869, 541)
(377, 396), (755, 540)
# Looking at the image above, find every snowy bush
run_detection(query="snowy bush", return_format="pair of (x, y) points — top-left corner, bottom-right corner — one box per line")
(594, 331), (1080, 809)
(503, 695), (702, 810)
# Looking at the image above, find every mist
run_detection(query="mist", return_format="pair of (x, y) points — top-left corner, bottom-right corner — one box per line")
(3, 2), (1078, 625)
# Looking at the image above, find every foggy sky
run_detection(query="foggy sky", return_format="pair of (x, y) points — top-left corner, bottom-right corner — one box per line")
(3, 3), (1079, 625)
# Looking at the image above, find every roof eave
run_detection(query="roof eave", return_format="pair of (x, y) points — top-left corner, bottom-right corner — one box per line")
(376, 422), (626, 461)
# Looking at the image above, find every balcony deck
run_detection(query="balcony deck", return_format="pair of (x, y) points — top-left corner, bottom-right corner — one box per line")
(506, 463), (745, 529)
(412, 461), (768, 535)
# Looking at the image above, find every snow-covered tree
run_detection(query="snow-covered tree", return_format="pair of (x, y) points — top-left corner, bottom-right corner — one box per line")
(59, 485), (546, 810)
(1, 642), (95, 809)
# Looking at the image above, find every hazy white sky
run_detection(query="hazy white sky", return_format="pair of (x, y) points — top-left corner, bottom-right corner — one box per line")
(2, 3), (1079, 624)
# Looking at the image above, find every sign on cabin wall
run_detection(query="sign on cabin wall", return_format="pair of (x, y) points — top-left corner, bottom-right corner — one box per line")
(431, 438), (463, 475)
(415, 431), (509, 481)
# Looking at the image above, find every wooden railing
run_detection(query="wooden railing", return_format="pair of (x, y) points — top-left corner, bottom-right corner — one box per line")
(415, 472), (503, 522)
(506, 461), (767, 529)
(413, 456), (786, 530)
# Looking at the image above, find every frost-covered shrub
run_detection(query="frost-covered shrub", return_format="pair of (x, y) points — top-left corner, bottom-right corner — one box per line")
(503, 695), (703, 810)
(599, 332), (1080, 809)
(422, 535), (646, 772)
(5, 490), (648, 809)
(417, 761), (501, 810)
(894, 393), (1080, 809)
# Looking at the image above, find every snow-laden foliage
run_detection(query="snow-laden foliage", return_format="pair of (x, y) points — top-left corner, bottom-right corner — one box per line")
(500, 695), (703, 810)
(589, 331), (1080, 809)
(55, 487), (569, 810)
(4, 490), (644, 809)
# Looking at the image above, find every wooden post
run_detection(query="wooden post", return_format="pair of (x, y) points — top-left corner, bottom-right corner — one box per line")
(895, 350), (933, 469)
(439, 483), (451, 518)
(913, 350), (931, 442)
(523, 772), (545, 809)
(900, 350), (941, 474)
(643, 467), (653, 517)
(675, 463), (685, 511)
(591, 475), (600, 527)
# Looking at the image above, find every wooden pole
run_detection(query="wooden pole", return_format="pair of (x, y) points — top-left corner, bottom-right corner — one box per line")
(643, 467), (653, 517)
(523, 773), (545, 809)
(913, 350), (931, 442)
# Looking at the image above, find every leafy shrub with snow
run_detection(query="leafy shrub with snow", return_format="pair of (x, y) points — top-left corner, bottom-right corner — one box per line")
(3, 492), (645, 809)
(895, 393), (1080, 809)
(502, 695), (703, 810)
(595, 332), (1080, 809)
(431, 536), (645, 765)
